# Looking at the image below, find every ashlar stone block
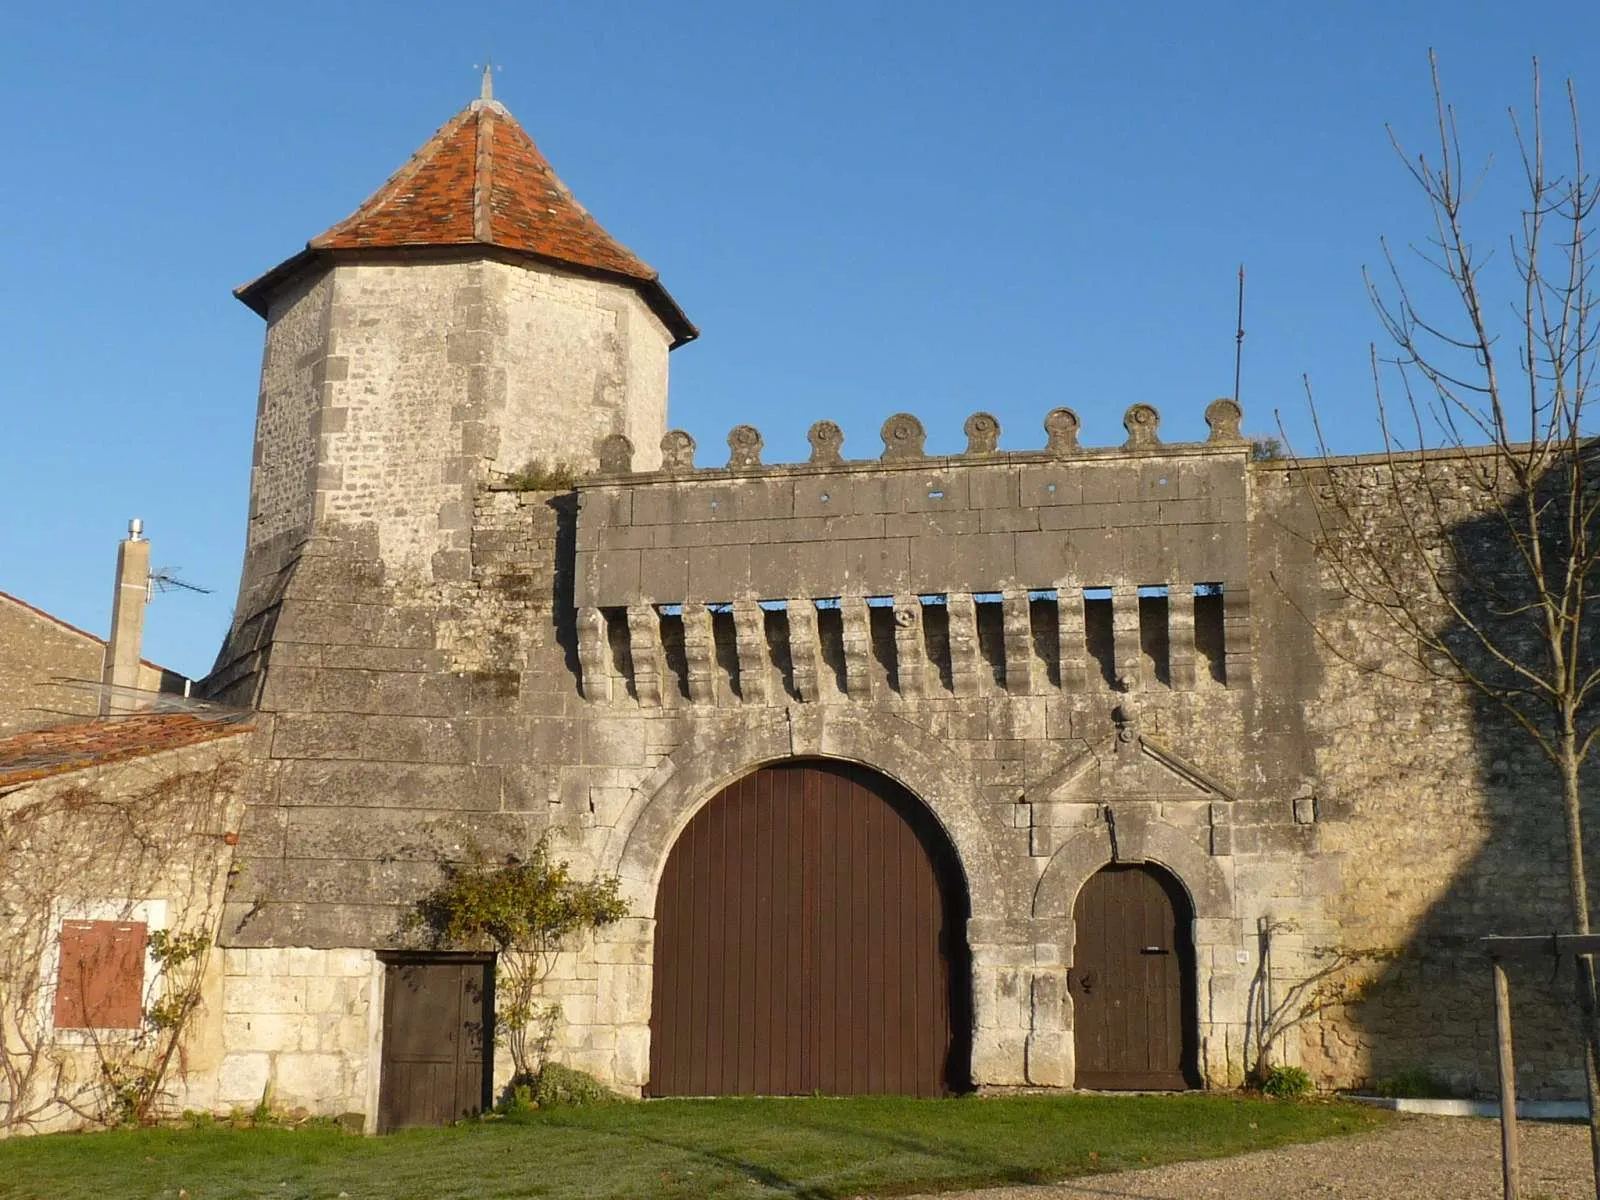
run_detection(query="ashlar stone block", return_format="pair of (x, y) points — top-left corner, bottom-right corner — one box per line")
(216, 1053), (272, 1106)
(274, 1052), (352, 1106)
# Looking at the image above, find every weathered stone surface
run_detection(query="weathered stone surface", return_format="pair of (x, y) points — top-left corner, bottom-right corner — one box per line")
(963, 411), (1001, 455)
(186, 122), (1586, 1119)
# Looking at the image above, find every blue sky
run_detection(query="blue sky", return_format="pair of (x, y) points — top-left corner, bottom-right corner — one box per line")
(2, 1), (1596, 679)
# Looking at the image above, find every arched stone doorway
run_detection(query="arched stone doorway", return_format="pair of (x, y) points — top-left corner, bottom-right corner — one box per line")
(1070, 862), (1201, 1089)
(647, 758), (971, 1097)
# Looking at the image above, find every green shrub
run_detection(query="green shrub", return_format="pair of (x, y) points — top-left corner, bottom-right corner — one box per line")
(1249, 436), (1284, 461)
(531, 1063), (620, 1108)
(1373, 1068), (1452, 1098)
(405, 833), (629, 1081)
(495, 1082), (538, 1115)
(1258, 1065), (1314, 1099)
(504, 460), (577, 490)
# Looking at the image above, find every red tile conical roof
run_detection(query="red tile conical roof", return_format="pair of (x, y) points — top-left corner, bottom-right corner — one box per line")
(237, 97), (695, 345)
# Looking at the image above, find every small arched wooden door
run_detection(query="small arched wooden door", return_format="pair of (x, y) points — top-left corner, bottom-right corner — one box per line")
(1069, 863), (1201, 1089)
(648, 759), (970, 1097)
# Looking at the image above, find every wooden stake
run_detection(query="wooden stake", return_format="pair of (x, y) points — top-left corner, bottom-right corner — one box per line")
(1493, 956), (1520, 1200)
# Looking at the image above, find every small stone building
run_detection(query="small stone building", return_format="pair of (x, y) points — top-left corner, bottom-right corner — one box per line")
(10, 81), (1587, 1134)
(0, 590), (185, 734)
(0, 712), (254, 1133)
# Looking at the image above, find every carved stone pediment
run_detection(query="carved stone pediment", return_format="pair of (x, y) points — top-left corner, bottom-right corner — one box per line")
(1027, 734), (1237, 806)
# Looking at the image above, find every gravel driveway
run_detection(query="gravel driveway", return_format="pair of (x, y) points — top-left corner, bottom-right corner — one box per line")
(911, 1117), (1591, 1199)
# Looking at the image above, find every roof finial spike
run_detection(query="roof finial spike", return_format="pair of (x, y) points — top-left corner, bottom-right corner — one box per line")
(480, 60), (494, 102)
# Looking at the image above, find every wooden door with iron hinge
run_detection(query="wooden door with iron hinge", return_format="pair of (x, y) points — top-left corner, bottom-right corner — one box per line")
(1069, 863), (1200, 1090)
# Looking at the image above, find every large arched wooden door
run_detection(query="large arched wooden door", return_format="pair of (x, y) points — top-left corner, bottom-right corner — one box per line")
(648, 759), (970, 1097)
(1069, 863), (1200, 1089)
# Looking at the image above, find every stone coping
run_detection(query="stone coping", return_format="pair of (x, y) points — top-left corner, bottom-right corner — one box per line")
(567, 400), (1253, 484)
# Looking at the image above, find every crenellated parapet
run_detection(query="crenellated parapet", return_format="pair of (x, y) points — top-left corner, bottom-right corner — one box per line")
(569, 401), (1255, 708)
(586, 399), (1249, 479)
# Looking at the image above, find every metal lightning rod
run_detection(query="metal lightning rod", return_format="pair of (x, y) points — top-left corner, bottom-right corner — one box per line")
(1233, 264), (1246, 408)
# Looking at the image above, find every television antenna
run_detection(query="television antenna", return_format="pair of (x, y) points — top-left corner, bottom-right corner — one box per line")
(148, 567), (213, 597)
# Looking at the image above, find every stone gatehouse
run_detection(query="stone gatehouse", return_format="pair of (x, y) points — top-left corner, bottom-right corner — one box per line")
(126, 79), (1588, 1128)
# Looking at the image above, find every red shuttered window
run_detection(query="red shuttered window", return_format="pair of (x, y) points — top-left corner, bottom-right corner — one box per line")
(53, 920), (147, 1030)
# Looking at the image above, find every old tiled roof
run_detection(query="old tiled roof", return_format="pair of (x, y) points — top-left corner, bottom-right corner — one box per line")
(237, 98), (695, 346)
(0, 713), (253, 788)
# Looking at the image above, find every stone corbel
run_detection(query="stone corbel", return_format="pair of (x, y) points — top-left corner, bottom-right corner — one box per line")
(787, 600), (821, 701)
(625, 605), (662, 707)
(1223, 584), (1253, 689)
(731, 600), (768, 704)
(946, 594), (980, 697)
(1054, 583), (1087, 692)
(576, 607), (612, 703)
(1002, 589), (1034, 695)
(892, 596), (925, 698)
(1111, 585), (1140, 690)
(680, 603), (715, 704)
(839, 598), (873, 699)
(1169, 585), (1197, 691)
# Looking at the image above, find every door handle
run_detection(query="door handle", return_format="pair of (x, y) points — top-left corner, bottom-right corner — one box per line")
(1078, 971), (1095, 994)
(1141, 946), (1169, 955)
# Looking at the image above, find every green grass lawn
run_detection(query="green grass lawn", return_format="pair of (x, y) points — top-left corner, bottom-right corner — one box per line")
(0, 1093), (1390, 1200)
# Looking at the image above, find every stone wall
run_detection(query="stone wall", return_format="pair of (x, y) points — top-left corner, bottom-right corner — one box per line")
(215, 948), (378, 1122)
(576, 411), (1248, 610)
(1257, 456), (1593, 1100)
(0, 593), (177, 734)
(248, 270), (332, 558)
(488, 260), (671, 479)
(199, 388), (1597, 1119)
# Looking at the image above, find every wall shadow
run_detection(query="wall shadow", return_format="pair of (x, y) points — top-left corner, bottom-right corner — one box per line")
(1328, 457), (1600, 1099)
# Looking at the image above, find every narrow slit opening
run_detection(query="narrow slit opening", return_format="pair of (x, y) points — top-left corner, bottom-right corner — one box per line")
(974, 593), (1006, 689)
(1028, 590), (1061, 689)
(656, 605), (690, 700)
(919, 595), (953, 693)
(1138, 585), (1171, 688)
(708, 602), (740, 699)
(1195, 583), (1227, 685)
(816, 598), (848, 695)
(762, 604), (797, 700)
(1083, 588), (1116, 688)
(867, 601), (898, 692)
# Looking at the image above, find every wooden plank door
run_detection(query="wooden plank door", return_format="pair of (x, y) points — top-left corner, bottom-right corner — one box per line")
(648, 759), (969, 1097)
(378, 958), (491, 1131)
(1069, 864), (1199, 1089)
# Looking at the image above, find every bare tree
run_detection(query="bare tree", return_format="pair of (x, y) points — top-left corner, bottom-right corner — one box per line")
(1295, 52), (1600, 1187)
(1244, 917), (1398, 1086)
